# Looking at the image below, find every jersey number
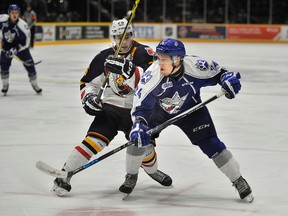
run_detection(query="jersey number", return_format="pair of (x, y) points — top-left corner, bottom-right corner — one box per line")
(134, 87), (142, 99)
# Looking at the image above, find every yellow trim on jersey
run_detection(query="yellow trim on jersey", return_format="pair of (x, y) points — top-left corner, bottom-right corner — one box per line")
(83, 65), (90, 77)
(130, 46), (137, 57)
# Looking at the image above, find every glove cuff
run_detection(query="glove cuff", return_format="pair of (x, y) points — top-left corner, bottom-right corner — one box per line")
(220, 72), (234, 84)
(135, 116), (148, 125)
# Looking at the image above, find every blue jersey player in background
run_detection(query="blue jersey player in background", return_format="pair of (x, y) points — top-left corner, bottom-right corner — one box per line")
(0, 4), (42, 96)
(107, 38), (254, 202)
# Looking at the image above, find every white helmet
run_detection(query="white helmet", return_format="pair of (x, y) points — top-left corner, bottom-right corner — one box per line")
(110, 18), (133, 36)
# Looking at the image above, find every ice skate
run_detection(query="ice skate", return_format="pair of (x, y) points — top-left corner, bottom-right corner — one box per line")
(1, 78), (9, 96)
(119, 173), (138, 199)
(146, 169), (172, 186)
(51, 177), (71, 196)
(233, 176), (254, 203)
(30, 79), (42, 94)
(1, 84), (9, 96)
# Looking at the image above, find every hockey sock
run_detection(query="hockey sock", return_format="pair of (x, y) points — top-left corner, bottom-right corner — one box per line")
(82, 135), (108, 154)
(126, 145), (146, 174)
(63, 143), (93, 172)
(141, 144), (158, 174)
(212, 149), (241, 182)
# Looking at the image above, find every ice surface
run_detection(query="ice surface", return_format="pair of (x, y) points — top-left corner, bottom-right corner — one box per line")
(0, 42), (288, 216)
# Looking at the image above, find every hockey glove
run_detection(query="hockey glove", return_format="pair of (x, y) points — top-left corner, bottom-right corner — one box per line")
(104, 57), (136, 79)
(129, 118), (151, 148)
(82, 93), (103, 116)
(220, 72), (241, 99)
(5, 48), (18, 58)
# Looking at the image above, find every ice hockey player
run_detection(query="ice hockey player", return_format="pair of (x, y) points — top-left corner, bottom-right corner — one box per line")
(107, 38), (254, 202)
(0, 4), (42, 96)
(51, 18), (172, 196)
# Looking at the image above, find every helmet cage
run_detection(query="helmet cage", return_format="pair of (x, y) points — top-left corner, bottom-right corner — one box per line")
(110, 19), (134, 52)
(110, 19), (133, 37)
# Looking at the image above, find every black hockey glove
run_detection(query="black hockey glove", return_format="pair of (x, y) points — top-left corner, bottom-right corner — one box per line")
(82, 93), (103, 116)
(104, 56), (136, 79)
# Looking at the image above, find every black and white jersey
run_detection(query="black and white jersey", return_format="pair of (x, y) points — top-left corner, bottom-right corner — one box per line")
(80, 40), (154, 109)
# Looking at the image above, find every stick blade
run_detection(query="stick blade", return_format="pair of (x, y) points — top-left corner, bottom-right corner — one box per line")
(33, 60), (42, 66)
(36, 161), (67, 178)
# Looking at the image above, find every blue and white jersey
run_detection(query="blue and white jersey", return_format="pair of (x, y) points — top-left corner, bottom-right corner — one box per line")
(132, 55), (226, 122)
(0, 14), (30, 51)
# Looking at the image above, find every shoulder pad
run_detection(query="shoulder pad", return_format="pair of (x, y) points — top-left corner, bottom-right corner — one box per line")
(0, 14), (9, 22)
(183, 56), (222, 78)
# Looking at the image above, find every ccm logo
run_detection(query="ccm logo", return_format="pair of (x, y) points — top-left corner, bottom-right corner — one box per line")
(193, 124), (210, 132)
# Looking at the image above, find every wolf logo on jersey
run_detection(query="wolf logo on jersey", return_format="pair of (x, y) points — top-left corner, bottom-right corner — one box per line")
(159, 92), (188, 114)
(4, 30), (16, 43)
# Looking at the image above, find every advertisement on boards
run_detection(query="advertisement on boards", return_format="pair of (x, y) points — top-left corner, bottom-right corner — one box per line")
(177, 25), (226, 39)
(83, 26), (109, 39)
(35, 25), (55, 41)
(133, 25), (154, 38)
(55, 25), (109, 40)
(227, 26), (281, 40)
(279, 26), (288, 40)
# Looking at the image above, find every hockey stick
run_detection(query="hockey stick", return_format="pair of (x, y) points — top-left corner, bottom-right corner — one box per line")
(36, 91), (225, 179)
(1, 49), (42, 66)
(36, 141), (133, 179)
(95, 0), (140, 102)
(12, 54), (42, 66)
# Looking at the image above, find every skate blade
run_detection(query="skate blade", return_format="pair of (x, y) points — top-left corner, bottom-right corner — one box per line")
(243, 194), (254, 203)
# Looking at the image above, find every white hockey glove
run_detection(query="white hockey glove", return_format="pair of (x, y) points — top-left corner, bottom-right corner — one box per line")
(220, 72), (241, 99)
(82, 93), (102, 116)
(104, 57), (136, 79)
(129, 118), (151, 148)
(5, 48), (18, 58)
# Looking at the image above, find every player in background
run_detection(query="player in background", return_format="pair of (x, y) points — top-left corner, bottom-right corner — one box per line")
(0, 4), (42, 96)
(107, 38), (254, 202)
(22, 4), (37, 48)
(51, 18), (172, 196)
